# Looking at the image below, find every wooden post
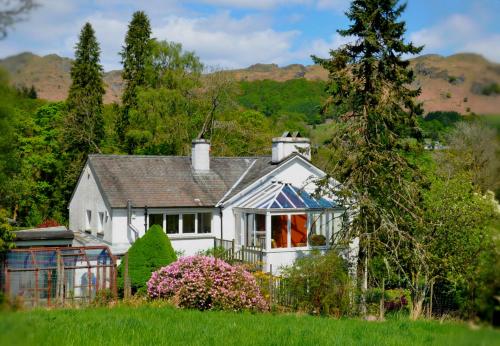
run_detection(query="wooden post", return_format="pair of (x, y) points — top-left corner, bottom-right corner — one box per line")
(428, 281), (434, 319)
(231, 239), (235, 259)
(269, 264), (273, 306)
(123, 253), (130, 299)
(379, 278), (385, 320)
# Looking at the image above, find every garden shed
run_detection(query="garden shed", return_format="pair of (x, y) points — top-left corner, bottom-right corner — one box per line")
(0, 246), (116, 308)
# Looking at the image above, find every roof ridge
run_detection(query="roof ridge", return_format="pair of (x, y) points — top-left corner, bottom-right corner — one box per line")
(89, 154), (271, 160)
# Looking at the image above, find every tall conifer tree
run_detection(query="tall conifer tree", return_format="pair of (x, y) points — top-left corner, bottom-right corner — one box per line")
(313, 0), (427, 316)
(66, 22), (105, 152)
(118, 11), (153, 143)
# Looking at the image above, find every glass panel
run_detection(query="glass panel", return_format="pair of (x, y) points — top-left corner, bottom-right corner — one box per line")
(271, 215), (288, 248)
(255, 214), (266, 248)
(245, 214), (255, 246)
(197, 213), (212, 233)
(282, 185), (306, 208)
(166, 214), (179, 234)
(291, 214), (307, 247)
(276, 193), (293, 208)
(183, 214), (195, 233)
(294, 188), (321, 208)
(149, 214), (163, 229)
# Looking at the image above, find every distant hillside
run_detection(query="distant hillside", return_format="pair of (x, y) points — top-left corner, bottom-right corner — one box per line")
(0, 52), (123, 103)
(1, 52), (500, 114)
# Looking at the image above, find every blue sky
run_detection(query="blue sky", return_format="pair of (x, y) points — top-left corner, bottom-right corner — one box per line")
(1, 0), (499, 70)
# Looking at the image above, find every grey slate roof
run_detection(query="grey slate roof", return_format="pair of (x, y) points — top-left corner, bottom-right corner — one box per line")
(88, 155), (276, 208)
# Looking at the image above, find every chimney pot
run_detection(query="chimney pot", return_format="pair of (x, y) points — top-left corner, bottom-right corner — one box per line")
(192, 139), (210, 171)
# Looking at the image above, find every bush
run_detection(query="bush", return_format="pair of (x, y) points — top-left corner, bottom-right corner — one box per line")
(309, 234), (326, 246)
(281, 250), (352, 316)
(118, 225), (177, 295)
(147, 256), (268, 312)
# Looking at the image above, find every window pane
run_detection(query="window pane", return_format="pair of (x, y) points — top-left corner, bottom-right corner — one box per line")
(255, 214), (266, 248)
(166, 214), (179, 234)
(271, 215), (288, 248)
(291, 214), (307, 247)
(183, 214), (195, 233)
(197, 213), (212, 233)
(149, 214), (163, 230)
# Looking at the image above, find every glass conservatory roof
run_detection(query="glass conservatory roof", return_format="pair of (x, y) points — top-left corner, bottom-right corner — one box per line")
(239, 182), (337, 210)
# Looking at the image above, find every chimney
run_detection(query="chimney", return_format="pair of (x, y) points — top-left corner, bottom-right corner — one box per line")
(192, 139), (210, 171)
(272, 131), (311, 163)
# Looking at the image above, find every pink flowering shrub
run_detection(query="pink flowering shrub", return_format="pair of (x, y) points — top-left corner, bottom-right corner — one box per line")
(147, 256), (268, 312)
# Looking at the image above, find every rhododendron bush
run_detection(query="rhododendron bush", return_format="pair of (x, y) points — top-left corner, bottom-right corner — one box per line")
(147, 256), (268, 312)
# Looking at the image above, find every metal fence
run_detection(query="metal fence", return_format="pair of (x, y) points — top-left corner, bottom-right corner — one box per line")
(0, 246), (117, 308)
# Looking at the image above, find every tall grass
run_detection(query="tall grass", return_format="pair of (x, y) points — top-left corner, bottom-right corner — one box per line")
(0, 306), (498, 346)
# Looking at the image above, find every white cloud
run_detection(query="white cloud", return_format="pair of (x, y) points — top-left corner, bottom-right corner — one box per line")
(315, 0), (350, 12)
(409, 13), (500, 62)
(463, 35), (500, 63)
(294, 33), (353, 60)
(192, 0), (308, 10)
(153, 12), (300, 68)
(410, 14), (479, 51)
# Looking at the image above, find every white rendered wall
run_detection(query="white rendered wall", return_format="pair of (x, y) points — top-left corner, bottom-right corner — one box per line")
(111, 207), (221, 256)
(69, 163), (112, 242)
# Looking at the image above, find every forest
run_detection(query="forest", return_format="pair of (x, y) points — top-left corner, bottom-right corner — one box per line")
(0, 2), (499, 323)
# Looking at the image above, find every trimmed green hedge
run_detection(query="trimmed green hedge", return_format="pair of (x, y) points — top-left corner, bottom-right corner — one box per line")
(118, 225), (177, 295)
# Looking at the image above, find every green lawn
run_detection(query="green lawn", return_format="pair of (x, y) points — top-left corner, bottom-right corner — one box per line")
(0, 306), (498, 346)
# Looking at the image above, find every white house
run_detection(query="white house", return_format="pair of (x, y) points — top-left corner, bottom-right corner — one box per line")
(69, 132), (358, 272)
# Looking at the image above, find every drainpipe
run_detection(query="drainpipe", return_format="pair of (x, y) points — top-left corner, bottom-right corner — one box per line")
(127, 200), (139, 241)
(144, 205), (148, 232)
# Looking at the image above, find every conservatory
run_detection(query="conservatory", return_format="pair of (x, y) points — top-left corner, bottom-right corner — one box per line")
(232, 182), (345, 271)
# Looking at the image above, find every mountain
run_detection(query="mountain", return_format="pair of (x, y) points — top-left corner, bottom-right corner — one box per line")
(0, 52), (123, 103)
(1, 52), (500, 114)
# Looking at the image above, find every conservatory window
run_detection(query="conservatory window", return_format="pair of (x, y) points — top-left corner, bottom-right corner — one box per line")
(291, 214), (307, 247)
(271, 215), (288, 248)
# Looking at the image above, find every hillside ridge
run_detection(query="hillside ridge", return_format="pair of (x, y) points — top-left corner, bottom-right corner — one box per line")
(1, 52), (499, 114)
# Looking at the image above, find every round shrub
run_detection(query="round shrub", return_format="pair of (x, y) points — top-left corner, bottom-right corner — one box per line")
(147, 256), (269, 312)
(118, 224), (177, 295)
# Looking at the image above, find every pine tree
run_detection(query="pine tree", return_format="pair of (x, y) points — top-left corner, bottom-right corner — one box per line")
(118, 11), (153, 144)
(66, 22), (105, 153)
(313, 0), (427, 317)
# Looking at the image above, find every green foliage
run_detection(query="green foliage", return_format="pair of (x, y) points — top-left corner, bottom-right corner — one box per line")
(0, 209), (15, 252)
(281, 251), (352, 316)
(118, 225), (177, 294)
(481, 82), (500, 96)
(237, 79), (329, 125)
(118, 11), (153, 142)
(312, 0), (426, 313)
(124, 40), (204, 155)
(2, 306), (500, 345)
(418, 111), (462, 141)
(66, 22), (105, 153)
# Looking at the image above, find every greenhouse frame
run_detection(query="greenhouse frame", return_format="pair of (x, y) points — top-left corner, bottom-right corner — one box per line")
(0, 246), (116, 308)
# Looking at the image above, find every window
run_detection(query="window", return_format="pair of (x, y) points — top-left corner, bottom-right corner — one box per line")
(166, 214), (179, 234)
(271, 215), (288, 248)
(97, 212), (104, 235)
(291, 214), (307, 247)
(149, 214), (163, 229)
(183, 214), (195, 233)
(197, 213), (212, 233)
(85, 210), (92, 230)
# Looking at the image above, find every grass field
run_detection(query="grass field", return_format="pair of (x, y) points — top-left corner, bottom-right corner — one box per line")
(0, 306), (498, 346)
